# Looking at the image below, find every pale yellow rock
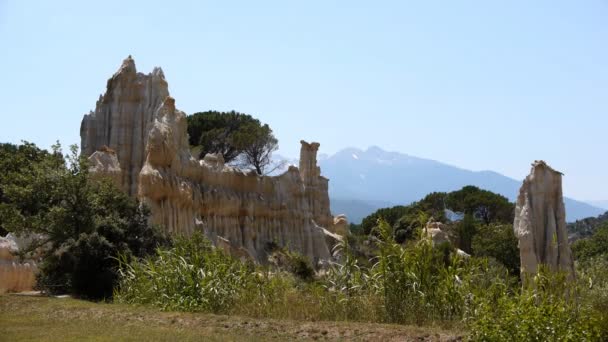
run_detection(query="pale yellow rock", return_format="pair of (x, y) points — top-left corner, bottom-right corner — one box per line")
(424, 221), (450, 246)
(299, 141), (333, 229)
(0, 235), (37, 294)
(88, 148), (122, 186)
(81, 56), (169, 196)
(81, 57), (346, 264)
(513, 161), (574, 279)
(332, 215), (349, 236)
(423, 221), (469, 257)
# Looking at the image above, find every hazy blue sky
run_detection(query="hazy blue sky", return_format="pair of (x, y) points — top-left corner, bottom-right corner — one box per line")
(0, 1), (606, 200)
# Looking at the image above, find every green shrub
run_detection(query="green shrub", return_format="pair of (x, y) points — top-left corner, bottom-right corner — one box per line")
(577, 257), (608, 340)
(572, 223), (608, 263)
(285, 251), (315, 282)
(466, 268), (602, 341)
(472, 223), (520, 275)
(0, 142), (167, 299)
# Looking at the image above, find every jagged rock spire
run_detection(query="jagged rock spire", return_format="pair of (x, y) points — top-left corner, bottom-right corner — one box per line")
(513, 160), (574, 280)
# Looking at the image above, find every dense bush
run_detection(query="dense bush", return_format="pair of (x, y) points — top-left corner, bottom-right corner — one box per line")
(360, 186), (514, 244)
(360, 205), (409, 235)
(577, 257), (608, 339)
(467, 268), (602, 341)
(0, 142), (167, 299)
(472, 223), (520, 275)
(0, 142), (63, 236)
(445, 185), (514, 224)
(572, 223), (608, 263)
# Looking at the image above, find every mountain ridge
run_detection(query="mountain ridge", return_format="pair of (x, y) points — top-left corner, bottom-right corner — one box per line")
(293, 146), (605, 224)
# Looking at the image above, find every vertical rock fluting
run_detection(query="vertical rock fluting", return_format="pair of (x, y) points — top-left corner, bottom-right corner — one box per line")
(513, 161), (574, 279)
(81, 57), (341, 264)
(0, 235), (37, 294)
(299, 141), (333, 229)
(80, 56), (168, 196)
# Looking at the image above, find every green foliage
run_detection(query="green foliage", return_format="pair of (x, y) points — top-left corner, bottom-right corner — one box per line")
(455, 213), (477, 254)
(114, 220), (606, 340)
(237, 123), (278, 175)
(0, 142), (166, 299)
(186, 111), (279, 174)
(187, 111), (255, 162)
(360, 205), (409, 235)
(472, 223), (520, 275)
(0, 141), (63, 236)
(577, 257), (608, 340)
(360, 186), (514, 243)
(265, 242), (316, 281)
(467, 268), (602, 341)
(371, 220), (485, 324)
(360, 197), (440, 239)
(284, 251), (315, 282)
(116, 232), (249, 313)
(572, 223), (608, 263)
(445, 185), (514, 224)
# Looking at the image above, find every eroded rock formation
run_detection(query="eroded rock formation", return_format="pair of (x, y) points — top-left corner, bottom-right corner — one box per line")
(88, 147), (122, 187)
(0, 234), (37, 294)
(332, 215), (349, 236)
(424, 220), (470, 258)
(513, 161), (574, 279)
(81, 56), (168, 196)
(81, 57), (345, 264)
(299, 141), (333, 229)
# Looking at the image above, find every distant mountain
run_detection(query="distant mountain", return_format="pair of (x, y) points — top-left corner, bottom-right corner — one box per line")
(318, 146), (604, 223)
(587, 200), (608, 210)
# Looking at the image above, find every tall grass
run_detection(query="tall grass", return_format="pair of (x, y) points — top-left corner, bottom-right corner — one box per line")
(115, 233), (251, 313)
(114, 222), (607, 340)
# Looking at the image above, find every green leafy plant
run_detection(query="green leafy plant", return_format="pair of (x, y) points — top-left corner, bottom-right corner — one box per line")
(0, 142), (167, 299)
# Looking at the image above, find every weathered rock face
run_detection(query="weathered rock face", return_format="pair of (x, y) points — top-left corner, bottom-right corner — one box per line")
(81, 57), (343, 264)
(332, 215), (349, 236)
(425, 221), (450, 246)
(81, 56), (168, 196)
(299, 141), (333, 230)
(88, 148), (122, 187)
(513, 161), (574, 279)
(424, 221), (470, 257)
(0, 234), (37, 294)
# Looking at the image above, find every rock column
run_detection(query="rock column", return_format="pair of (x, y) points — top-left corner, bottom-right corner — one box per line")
(513, 161), (574, 280)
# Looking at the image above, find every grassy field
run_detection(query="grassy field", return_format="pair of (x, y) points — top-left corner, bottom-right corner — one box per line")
(0, 294), (462, 341)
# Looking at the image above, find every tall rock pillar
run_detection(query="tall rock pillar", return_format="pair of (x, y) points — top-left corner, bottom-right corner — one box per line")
(513, 160), (574, 280)
(80, 56), (169, 196)
(299, 141), (333, 229)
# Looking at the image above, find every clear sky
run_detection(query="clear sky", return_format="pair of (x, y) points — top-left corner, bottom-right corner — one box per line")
(0, 1), (606, 201)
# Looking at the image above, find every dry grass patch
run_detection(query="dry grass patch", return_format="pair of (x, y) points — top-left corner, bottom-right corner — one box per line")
(0, 295), (462, 341)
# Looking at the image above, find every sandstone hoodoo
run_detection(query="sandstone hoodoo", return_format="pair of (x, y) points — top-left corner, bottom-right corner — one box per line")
(513, 160), (575, 280)
(80, 57), (346, 264)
